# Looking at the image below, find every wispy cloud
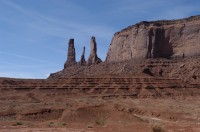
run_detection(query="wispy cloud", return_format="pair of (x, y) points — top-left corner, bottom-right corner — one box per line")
(0, 0), (115, 40)
(0, 71), (33, 79)
(0, 51), (54, 64)
(0, 71), (49, 79)
(106, 0), (200, 21)
(1, 61), (55, 69)
(156, 5), (200, 20)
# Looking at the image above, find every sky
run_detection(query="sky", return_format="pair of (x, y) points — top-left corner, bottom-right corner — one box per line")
(0, 0), (200, 79)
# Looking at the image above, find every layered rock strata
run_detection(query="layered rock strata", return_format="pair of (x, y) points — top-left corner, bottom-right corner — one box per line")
(87, 36), (102, 65)
(106, 15), (200, 62)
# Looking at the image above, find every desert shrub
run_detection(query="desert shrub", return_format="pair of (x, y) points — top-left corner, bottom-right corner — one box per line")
(13, 122), (23, 126)
(95, 112), (108, 126)
(48, 122), (54, 127)
(152, 125), (165, 132)
(169, 84), (177, 88)
(95, 119), (104, 125)
(62, 123), (67, 126)
(143, 68), (154, 76)
(87, 124), (93, 128)
(145, 85), (155, 89)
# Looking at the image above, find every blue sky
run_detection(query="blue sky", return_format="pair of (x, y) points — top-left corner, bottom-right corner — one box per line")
(0, 0), (200, 79)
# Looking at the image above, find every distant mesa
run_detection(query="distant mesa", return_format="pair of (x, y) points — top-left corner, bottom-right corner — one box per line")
(64, 36), (102, 68)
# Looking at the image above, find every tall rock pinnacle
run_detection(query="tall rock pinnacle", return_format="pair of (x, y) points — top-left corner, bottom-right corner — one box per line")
(79, 46), (86, 65)
(87, 36), (102, 65)
(64, 39), (76, 68)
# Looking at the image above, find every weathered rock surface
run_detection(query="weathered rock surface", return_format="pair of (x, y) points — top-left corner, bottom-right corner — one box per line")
(64, 39), (76, 68)
(50, 15), (200, 83)
(106, 15), (200, 62)
(87, 36), (102, 65)
(79, 46), (86, 66)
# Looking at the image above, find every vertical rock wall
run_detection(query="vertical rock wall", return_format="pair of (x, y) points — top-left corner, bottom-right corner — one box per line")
(106, 16), (200, 62)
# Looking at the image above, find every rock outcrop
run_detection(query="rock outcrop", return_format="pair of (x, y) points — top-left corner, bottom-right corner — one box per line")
(87, 36), (102, 65)
(106, 15), (200, 62)
(79, 46), (86, 66)
(64, 39), (76, 68)
(64, 37), (102, 68)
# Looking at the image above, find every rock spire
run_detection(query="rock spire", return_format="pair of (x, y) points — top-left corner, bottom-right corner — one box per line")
(87, 36), (102, 65)
(79, 46), (86, 65)
(64, 39), (76, 68)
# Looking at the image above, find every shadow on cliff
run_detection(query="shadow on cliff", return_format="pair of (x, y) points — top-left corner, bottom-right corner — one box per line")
(147, 28), (173, 59)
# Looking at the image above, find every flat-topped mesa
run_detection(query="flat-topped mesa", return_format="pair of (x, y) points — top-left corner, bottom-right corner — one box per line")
(87, 36), (102, 65)
(64, 39), (76, 68)
(106, 15), (200, 62)
(79, 46), (86, 66)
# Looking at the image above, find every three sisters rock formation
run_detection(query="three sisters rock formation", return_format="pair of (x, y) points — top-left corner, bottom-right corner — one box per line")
(64, 36), (102, 68)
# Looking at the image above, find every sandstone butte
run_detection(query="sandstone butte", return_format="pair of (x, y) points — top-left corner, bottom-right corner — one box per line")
(106, 15), (200, 62)
(0, 15), (200, 132)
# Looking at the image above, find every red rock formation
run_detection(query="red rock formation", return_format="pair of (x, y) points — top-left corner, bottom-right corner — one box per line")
(64, 39), (76, 68)
(87, 36), (102, 65)
(106, 15), (200, 62)
(79, 46), (86, 66)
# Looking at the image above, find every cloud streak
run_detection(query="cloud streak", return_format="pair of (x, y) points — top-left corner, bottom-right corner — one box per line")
(0, 71), (50, 79)
(0, 51), (54, 64)
(0, 0), (115, 40)
(106, 0), (200, 21)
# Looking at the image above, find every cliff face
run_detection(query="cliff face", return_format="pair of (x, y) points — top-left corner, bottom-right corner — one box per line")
(106, 15), (200, 62)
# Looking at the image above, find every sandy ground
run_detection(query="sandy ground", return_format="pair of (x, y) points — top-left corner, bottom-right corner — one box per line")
(0, 90), (199, 132)
(0, 74), (200, 132)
